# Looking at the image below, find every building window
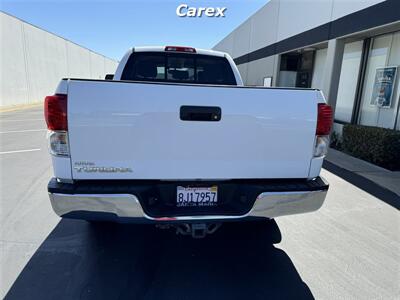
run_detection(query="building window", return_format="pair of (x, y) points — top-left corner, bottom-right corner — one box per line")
(278, 50), (315, 88)
(311, 48), (327, 89)
(358, 32), (400, 129)
(335, 41), (363, 123)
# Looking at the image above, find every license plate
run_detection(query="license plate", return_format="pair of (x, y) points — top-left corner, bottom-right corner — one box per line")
(176, 186), (218, 207)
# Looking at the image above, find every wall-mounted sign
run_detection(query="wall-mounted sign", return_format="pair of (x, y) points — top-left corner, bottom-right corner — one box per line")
(370, 66), (397, 108)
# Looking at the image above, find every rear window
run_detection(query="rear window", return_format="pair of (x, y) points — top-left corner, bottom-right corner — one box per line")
(121, 52), (237, 85)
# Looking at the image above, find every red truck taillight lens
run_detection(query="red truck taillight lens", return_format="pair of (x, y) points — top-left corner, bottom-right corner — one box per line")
(45, 94), (69, 156)
(314, 103), (333, 157)
(316, 103), (333, 135)
(45, 94), (68, 131)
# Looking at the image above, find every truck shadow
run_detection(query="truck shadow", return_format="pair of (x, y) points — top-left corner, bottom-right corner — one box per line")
(6, 219), (314, 300)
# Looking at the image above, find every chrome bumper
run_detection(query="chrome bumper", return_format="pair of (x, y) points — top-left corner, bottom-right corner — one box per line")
(49, 189), (327, 222)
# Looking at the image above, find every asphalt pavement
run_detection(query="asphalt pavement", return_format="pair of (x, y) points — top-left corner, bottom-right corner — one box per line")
(1, 106), (399, 299)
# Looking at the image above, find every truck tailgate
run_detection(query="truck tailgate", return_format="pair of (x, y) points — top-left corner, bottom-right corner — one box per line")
(67, 80), (318, 180)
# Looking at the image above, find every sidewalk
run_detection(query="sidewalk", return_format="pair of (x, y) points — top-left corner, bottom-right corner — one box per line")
(0, 102), (42, 113)
(324, 148), (400, 198)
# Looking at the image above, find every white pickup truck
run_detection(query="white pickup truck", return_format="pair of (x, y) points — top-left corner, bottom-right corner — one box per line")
(45, 46), (331, 237)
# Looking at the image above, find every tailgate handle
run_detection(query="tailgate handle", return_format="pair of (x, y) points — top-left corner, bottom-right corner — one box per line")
(180, 106), (221, 122)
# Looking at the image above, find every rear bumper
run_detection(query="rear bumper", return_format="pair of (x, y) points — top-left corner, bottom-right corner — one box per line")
(48, 177), (329, 223)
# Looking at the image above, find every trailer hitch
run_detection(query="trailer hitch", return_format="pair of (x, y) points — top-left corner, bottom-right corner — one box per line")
(157, 223), (221, 238)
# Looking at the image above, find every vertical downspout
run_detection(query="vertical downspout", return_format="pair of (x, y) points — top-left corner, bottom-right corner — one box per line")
(351, 38), (371, 125)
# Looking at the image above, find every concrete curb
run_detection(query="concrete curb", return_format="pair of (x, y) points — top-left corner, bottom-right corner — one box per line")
(323, 148), (400, 208)
(0, 102), (42, 113)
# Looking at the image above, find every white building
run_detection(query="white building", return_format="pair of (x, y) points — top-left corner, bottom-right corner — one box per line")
(1, 12), (118, 108)
(214, 0), (400, 132)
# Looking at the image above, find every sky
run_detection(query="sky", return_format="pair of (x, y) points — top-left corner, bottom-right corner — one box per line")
(1, 0), (267, 61)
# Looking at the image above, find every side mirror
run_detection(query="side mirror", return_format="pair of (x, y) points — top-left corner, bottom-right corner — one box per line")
(105, 74), (114, 80)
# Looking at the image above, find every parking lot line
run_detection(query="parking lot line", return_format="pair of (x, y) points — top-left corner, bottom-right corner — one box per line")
(0, 129), (46, 134)
(0, 119), (43, 122)
(0, 148), (41, 155)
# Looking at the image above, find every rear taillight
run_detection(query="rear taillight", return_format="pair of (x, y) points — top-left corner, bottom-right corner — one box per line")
(44, 94), (69, 157)
(45, 94), (68, 130)
(316, 103), (333, 135)
(314, 103), (333, 157)
(165, 46), (196, 53)
(47, 131), (69, 157)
